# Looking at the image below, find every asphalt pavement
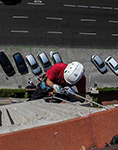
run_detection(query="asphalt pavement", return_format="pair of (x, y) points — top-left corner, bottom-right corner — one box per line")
(0, 0), (118, 47)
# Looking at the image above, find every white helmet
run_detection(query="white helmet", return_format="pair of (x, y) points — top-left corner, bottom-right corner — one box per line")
(64, 61), (85, 85)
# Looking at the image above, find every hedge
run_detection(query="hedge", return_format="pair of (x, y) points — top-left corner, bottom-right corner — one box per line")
(91, 87), (118, 107)
(0, 89), (28, 98)
(98, 87), (118, 92)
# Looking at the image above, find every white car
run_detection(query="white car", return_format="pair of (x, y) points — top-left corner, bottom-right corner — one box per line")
(37, 52), (52, 72)
(50, 51), (63, 64)
(105, 56), (118, 75)
(91, 54), (107, 74)
(25, 54), (42, 75)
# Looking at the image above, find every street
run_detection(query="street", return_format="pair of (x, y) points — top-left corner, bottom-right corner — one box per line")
(0, 0), (118, 47)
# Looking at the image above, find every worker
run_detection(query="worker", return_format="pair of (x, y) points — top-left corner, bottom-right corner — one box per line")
(46, 61), (86, 103)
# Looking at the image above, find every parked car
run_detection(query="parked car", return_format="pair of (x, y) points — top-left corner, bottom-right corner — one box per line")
(13, 52), (28, 75)
(50, 51), (63, 64)
(1, 0), (21, 5)
(0, 52), (15, 77)
(25, 54), (42, 75)
(105, 56), (118, 75)
(37, 52), (52, 72)
(91, 54), (107, 74)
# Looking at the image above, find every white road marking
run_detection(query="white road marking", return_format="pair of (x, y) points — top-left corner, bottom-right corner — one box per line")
(12, 16), (28, 19)
(63, 4), (115, 11)
(114, 8), (118, 10)
(89, 6), (101, 9)
(79, 32), (96, 36)
(11, 30), (29, 33)
(47, 31), (62, 34)
(27, 2), (45, 5)
(102, 7), (113, 10)
(46, 17), (63, 21)
(77, 5), (88, 8)
(80, 19), (96, 22)
(112, 34), (118, 37)
(63, 4), (76, 7)
(108, 20), (118, 23)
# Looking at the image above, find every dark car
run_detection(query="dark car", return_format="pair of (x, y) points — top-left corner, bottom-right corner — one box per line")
(0, 52), (15, 77)
(37, 52), (52, 72)
(1, 0), (21, 5)
(13, 52), (28, 75)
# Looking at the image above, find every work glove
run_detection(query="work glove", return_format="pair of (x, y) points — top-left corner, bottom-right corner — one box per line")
(53, 84), (64, 94)
(64, 86), (76, 96)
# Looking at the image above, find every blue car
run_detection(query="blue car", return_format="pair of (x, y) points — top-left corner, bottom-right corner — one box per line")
(13, 52), (28, 75)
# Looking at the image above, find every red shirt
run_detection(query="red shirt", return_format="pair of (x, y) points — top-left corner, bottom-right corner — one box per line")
(47, 63), (86, 96)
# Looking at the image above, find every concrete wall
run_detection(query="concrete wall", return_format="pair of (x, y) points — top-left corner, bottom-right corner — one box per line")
(0, 108), (118, 150)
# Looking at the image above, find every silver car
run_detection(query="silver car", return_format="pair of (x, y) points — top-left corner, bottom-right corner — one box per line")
(50, 51), (63, 64)
(25, 54), (42, 75)
(91, 54), (107, 74)
(105, 56), (118, 75)
(37, 52), (52, 72)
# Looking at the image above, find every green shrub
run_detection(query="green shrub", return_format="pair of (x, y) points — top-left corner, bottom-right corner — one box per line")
(24, 92), (29, 99)
(0, 89), (26, 98)
(91, 96), (99, 107)
(98, 87), (118, 92)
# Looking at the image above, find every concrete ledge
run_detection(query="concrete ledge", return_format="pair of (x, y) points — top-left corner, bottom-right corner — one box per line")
(91, 108), (118, 148)
(0, 108), (118, 149)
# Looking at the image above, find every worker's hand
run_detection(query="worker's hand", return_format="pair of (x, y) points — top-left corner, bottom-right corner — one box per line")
(64, 86), (76, 95)
(53, 84), (64, 94)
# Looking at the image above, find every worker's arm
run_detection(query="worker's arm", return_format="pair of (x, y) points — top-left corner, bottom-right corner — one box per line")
(46, 78), (54, 88)
(46, 78), (63, 94)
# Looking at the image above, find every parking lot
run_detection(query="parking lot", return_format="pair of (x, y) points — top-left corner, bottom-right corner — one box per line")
(0, 46), (118, 91)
